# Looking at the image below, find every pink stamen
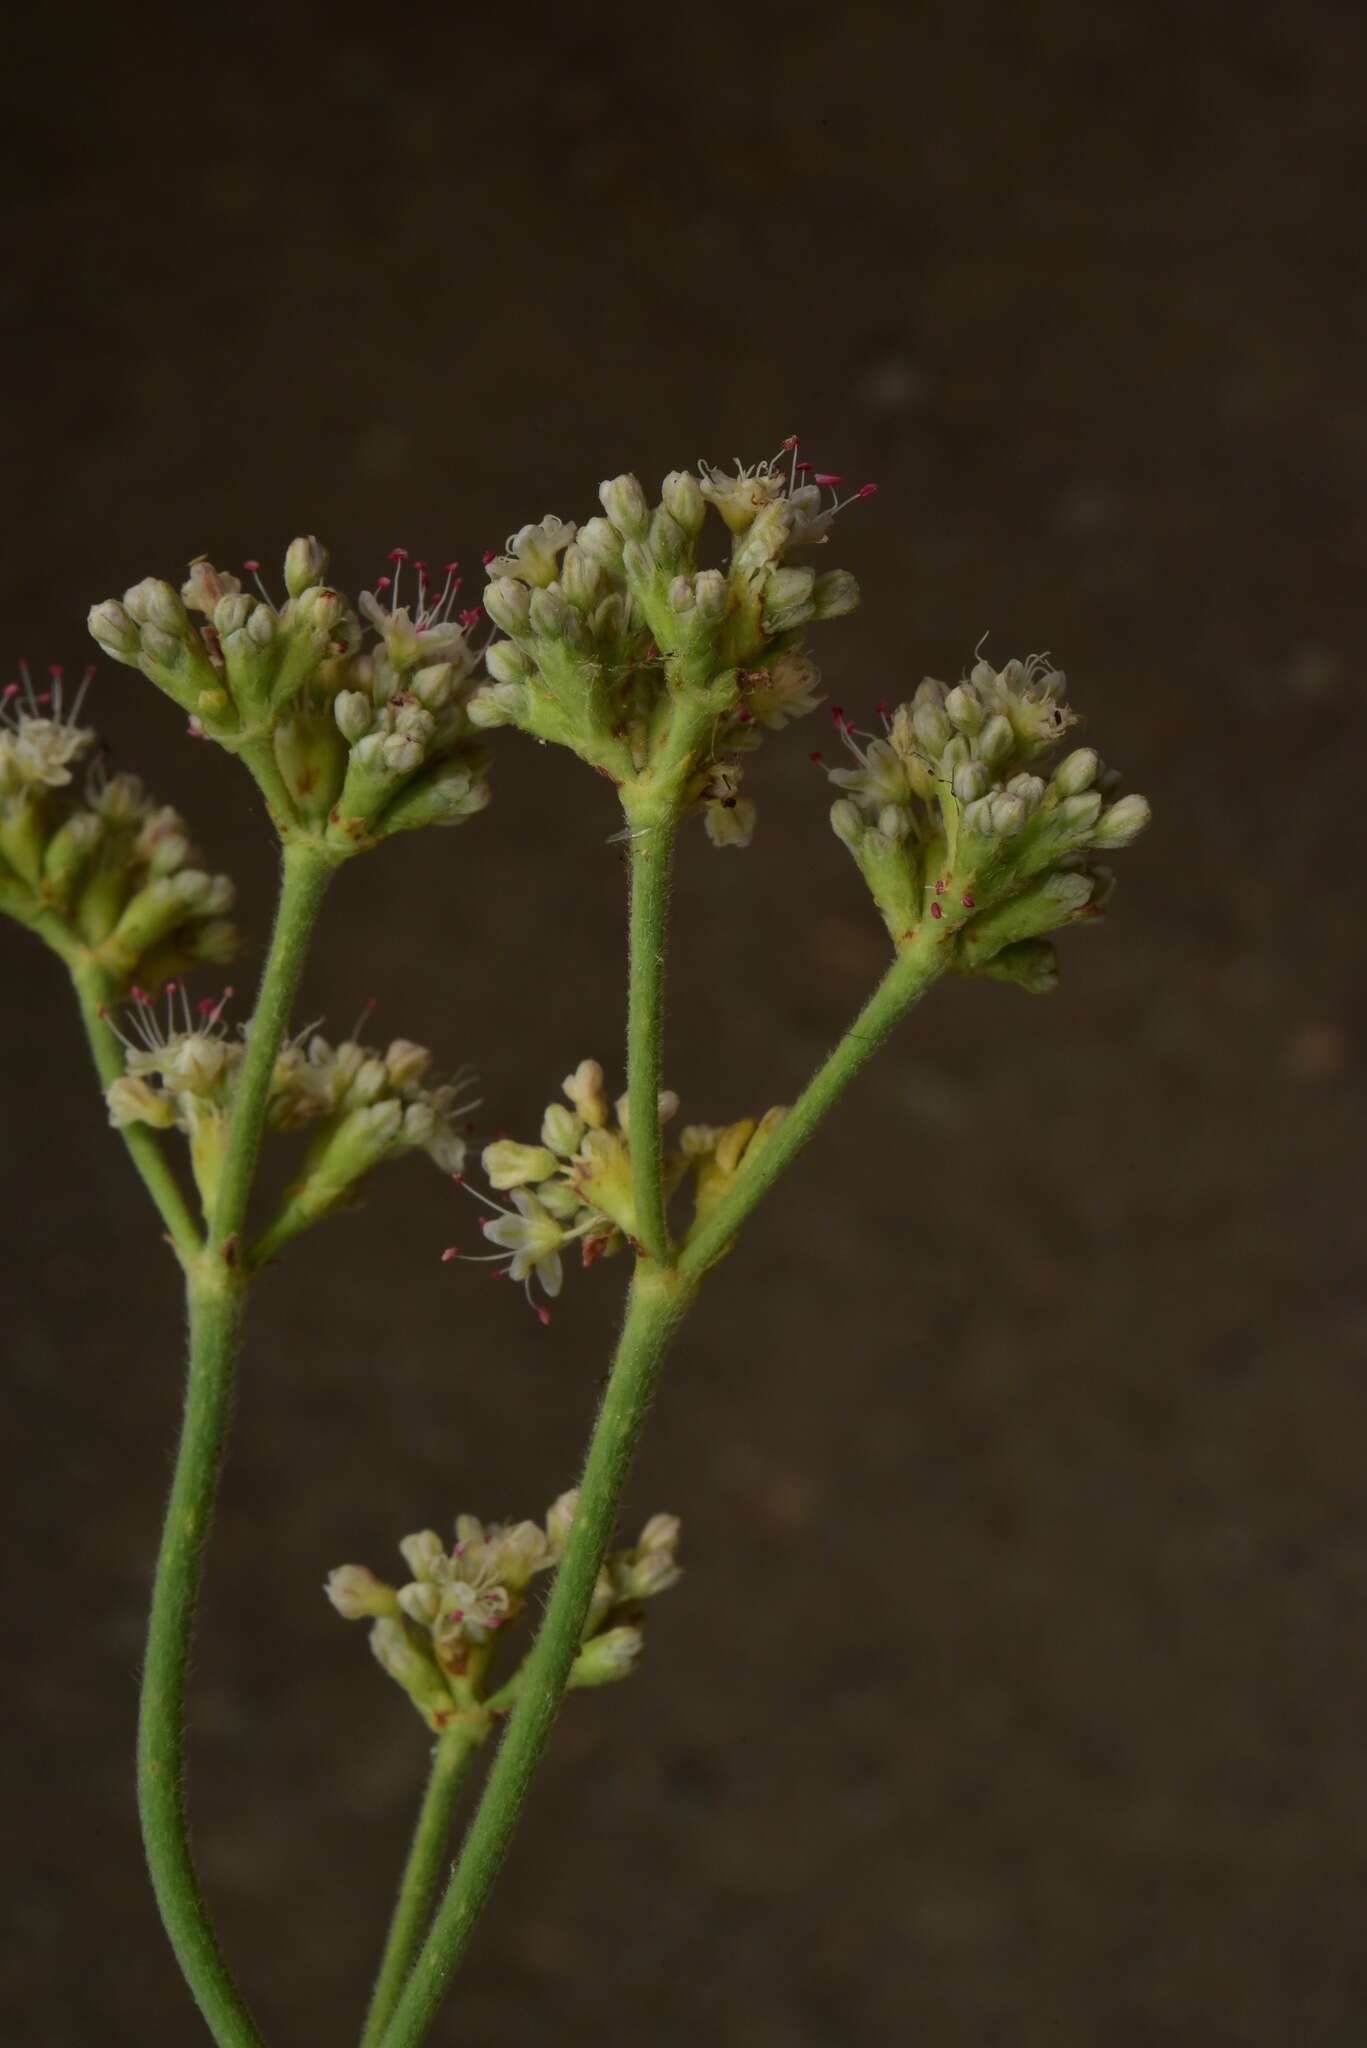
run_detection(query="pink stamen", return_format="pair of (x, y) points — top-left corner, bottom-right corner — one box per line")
(858, 483), (878, 498)
(814, 472), (842, 486)
(482, 548), (497, 565)
(441, 1246), (460, 1262)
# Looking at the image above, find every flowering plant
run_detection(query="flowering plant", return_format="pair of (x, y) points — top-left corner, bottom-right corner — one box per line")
(2, 445), (1148, 2047)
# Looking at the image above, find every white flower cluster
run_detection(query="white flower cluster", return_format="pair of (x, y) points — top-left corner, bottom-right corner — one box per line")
(326, 1494), (683, 1728)
(826, 655), (1151, 983)
(0, 666), (239, 992)
(105, 993), (472, 1231)
(88, 540), (492, 851)
(470, 439), (871, 845)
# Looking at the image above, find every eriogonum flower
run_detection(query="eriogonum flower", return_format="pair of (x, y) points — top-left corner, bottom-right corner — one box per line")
(104, 990), (475, 1236)
(446, 1059), (786, 1317)
(0, 662), (240, 993)
(89, 538), (492, 854)
(468, 437), (871, 842)
(326, 1494), (682, 1727)
(823, 654), (1151, 984)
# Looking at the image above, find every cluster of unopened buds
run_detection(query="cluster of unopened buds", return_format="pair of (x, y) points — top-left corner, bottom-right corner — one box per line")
(823, 655), (1151, 988)
(447, 1057), (788, 1319)
(89, 539), (492, 851)
(0, 663), (238, 991)
(469, 438), (873, 843)
(105, 988), (473, 1239)
(327, 1493), (682, 1728)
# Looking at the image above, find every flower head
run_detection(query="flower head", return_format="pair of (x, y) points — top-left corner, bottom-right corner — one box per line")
(824, 651), (1150, 981)
(328, 1493), (682, 1725)
(469, 438), (871, 843)
(88, 538), (492, 854)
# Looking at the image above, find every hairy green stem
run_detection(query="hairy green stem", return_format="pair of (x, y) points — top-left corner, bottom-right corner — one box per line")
(138, 1263), (265, 2048)
(70, 960), (203, 1264)
(211, 841), (335, 1253)
(378, 1262), (694, 2048)
(681, 925), (948, 1279)
(623, 815), (676, 1264)
(137, 837), (334, 2044)
(359, 1723), (485, 2048)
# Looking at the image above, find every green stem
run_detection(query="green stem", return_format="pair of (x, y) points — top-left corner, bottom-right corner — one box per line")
(137, 837), (334, 2044)
(623, 813), (676, 1265)
(211, 841), (335, 1254)
(70, 959), (203, 1264)
(359, 1723), (485, 2048)
(378, 1262), (694, 2048)
(680, 926), (948, 1282)
(138, 1264), (265, 2048)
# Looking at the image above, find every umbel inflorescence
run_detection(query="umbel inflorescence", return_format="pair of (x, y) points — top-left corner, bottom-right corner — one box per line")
(0, 662), (238, 992)
(824, 655), (1151, 990)
(104, 988), (475, 1252)
(327, 1493), (682, 1730)
(449, 1056), (788, 1318)
(470, 442), (871, 843)
(90, 539), (491, 852)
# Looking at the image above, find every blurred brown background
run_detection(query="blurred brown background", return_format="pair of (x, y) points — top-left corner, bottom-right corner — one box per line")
(3, 3), (1365, 2042)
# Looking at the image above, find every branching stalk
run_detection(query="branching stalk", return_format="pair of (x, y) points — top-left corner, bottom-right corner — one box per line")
(70, 959), (204, 1264)
(378, 1261), (694, 2048)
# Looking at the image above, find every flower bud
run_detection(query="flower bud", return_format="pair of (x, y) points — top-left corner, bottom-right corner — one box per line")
(285, 535), (329, 598)
(1057, 791), (1104, 832)
(988, 792), (1027, 836)
(484, 577), (532, 635)
(468, 682), (526, 729)
(598, 474), (650, 539)
(912, 701), (952, 757)
(528, 587), (572, 639)
(576, 516), (624, 569)
(560, 546), (604, 611)
(1090, 792), (1151, 847)
(123, 578), (187, 632)
(397, 1580), (441, 1625)
(484, 639), (530, 686)
(562, 1057), (608, 1129)
(325, 1564), (399, 1620)
(945, 683), (983, 734)
(1054, 746), (1099, 795)
(976, 714), (1014, 768)
(87, 599), (141, 663)
(667, 574), (695, 614)
(569, 1625), (642, 1688)
(246, 604), (276, 647)
(830, 798), (865, 847)
(661, 469), (705, 535)
(385, 1038), (432, 1087)
(334, 690), (373, 742)
(811, 568), (861, 618)
(368, 1617), (455, 1726)
(541, 1102), (584, 1157)
(399, 1529), (444, 1580)
(213, 594), (254, 636)
(546, 1489), (577, 1555)
(483, 1139), (559, 1190)
(693, 570), (727, 620)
